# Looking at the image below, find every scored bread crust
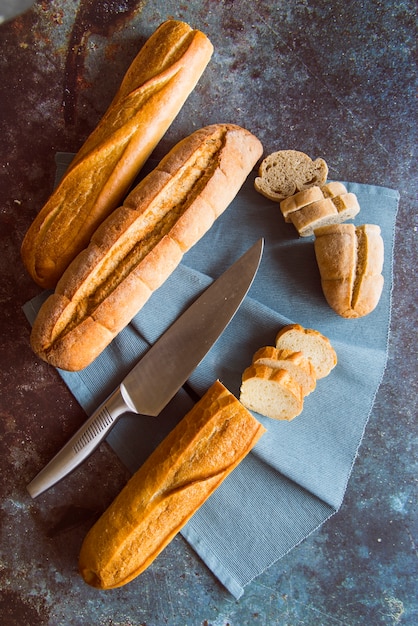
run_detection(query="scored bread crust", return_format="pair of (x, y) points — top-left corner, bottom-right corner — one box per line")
(78, 380), (266, 589)
(314, 223), (384, 318)
(30, 124), (263, 371)
(254, 149), (328, 202)
(21, 20), (214, 289)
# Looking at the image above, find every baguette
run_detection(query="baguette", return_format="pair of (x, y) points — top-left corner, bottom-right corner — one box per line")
(30, 124), (263, 371)
(314, 223), (384, 318)
(78, 380), (266, 589)
(21, 20), (214, 289)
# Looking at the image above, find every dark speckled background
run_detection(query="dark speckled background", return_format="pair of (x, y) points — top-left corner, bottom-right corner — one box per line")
(0, 1), (417, 624)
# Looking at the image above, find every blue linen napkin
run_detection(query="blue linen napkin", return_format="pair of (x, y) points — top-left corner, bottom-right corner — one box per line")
(23, 156), (399, 598)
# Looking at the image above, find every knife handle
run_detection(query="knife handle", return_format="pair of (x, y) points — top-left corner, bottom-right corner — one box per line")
(27, 387), (130, 498)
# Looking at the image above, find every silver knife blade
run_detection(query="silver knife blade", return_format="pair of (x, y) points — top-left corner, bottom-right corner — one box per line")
(27, 239), (264, 498)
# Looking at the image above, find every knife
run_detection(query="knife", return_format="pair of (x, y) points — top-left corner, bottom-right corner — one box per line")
(27, 238), (264, 498)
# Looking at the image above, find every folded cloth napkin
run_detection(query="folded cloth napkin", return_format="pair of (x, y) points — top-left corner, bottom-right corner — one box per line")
(23, 155), (399, 598)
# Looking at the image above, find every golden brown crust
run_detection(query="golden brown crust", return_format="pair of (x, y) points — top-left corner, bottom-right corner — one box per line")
(314, 223), (384, 318)
(30, 124), (263, 370)
(21, 20), (214, 289)
(78, 381), (266, 589)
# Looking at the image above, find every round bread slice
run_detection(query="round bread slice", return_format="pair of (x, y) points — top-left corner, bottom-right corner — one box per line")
(252, 346), (317, 396)
(254, 150), (328, 202)
(240, 364), (304, 421)
(275, 324), (337, 379)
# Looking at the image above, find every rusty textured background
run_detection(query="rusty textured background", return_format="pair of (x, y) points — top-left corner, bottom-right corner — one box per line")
(0, 1), (416, 624)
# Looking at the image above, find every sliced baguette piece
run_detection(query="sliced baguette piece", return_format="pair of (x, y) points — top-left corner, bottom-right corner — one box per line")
(21, 20), (214, 289)
(240, 363), (304, 421)
(314, 223), (384, 318)
(275, 324), (337, 379)
(279, 186), (325, 222)
(320, 181), (348, 198)
(290, 191), (360, 237)
(254, 150), (328, 202)
(252, 346), (317, 396)
(30, 124), (263, 371)
(79, 380), (266, 589)
(279, 181), (349, 223)
(289, 198), (338, 236)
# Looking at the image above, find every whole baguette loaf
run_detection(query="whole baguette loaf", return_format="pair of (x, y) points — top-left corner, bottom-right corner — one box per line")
(78, 380), (266, 589)
(30, 124), (263, 370)
(314, 223), (384, 318)
(21, 20), (213, 289)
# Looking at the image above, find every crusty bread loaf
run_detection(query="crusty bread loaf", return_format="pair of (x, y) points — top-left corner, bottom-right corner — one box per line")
(21, 20), (214, 289)
(252, 346), (317, 396)
(275, 324), (337, 379)
(78, 380), (266, 589)
(314, 223), (384, 318)
(254, 150), (328, 202)
(240, 364), (304, 421)
(30, 124), (263, 371)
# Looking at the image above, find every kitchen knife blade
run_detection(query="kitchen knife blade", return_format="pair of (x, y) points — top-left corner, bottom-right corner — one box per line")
(27, 238), (264, 498)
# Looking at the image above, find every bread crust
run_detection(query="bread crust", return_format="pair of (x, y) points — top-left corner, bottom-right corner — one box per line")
(30, 124), (263, 370)
(78, 380), (266, 589)
(21, 20), (214, 289)
(314, 223), (384, 318)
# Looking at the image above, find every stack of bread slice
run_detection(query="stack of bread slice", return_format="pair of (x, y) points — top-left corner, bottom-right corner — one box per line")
(280, 182), (360, 237)
(240, 324), (337, 421)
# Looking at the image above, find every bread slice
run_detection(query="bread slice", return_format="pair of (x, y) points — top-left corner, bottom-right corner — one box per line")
(254, 150), (328, 202)
(279, 186), (325, 222)
(290, 192), (360, 237)
(289, 198), (338, 236)
(275, 324), (337, 379)
(279, 182), (348, 223)
(252, 346), (317, 396)
(314, 223), (384, 318)
(321, 181), (348, 198)
(240, 364), (304, 421)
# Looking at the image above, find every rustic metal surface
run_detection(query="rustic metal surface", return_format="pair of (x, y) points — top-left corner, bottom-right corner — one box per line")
(0, 1), (416, 624)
